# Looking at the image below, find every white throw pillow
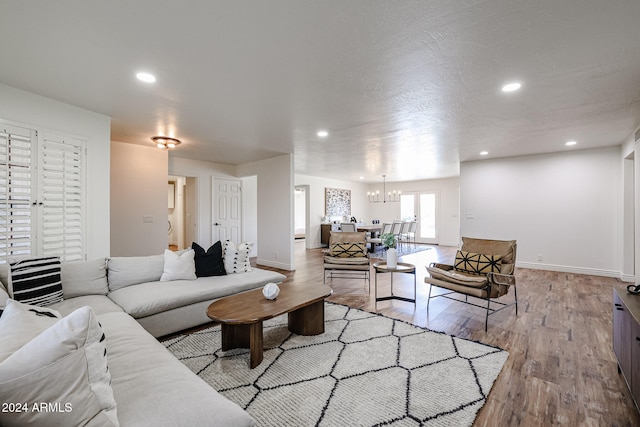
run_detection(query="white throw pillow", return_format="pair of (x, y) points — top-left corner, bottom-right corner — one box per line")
(0, 305), (119, 427)
(223, 241), (253, 274)
(61, 258), (109, 298)
(107, 254), (164, 291)
(160, 249), (197, 281)
(0, 300), (61, 362)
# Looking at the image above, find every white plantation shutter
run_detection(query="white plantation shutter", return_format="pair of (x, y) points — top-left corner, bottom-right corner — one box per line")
(0, 122), (86, 263)
(38, 132), (85, 262)
(0, 124), (35, 260)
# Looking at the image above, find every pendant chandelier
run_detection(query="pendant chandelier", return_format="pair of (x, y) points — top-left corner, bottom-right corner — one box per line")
(367, 175), (400, 203)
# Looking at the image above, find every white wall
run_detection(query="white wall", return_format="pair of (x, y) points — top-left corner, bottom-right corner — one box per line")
(241, 175), (258, 257)
(111, 142), (168, 256)
(238, 154), (294, 270)
(294, 174), (369, 248)
(460, 147), (622, 277)
(0, 84), (111, 259)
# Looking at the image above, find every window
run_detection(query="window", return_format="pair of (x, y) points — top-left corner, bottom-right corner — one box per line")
(0, 122), (86, 263)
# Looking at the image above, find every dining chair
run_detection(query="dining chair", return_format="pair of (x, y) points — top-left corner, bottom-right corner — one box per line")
(340, 223), (357, 232)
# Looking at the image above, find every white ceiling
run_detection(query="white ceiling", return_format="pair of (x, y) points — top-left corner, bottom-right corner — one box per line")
(1, 1), (640, 183)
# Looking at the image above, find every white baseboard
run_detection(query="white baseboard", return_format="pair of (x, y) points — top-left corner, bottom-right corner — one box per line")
(256, 258), (294, 271)
(621, 274), (635, 283)
(517, 261), (621, 278)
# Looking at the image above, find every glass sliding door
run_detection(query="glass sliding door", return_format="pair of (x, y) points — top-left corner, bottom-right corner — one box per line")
(399, 191), (439, 244)
(419, 192), (437, 244)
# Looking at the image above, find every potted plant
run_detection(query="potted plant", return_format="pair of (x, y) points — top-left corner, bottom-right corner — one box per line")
(381, 233), (398, 268)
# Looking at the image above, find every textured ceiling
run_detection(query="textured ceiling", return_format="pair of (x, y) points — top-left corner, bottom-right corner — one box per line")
(1, 0), (639, 183)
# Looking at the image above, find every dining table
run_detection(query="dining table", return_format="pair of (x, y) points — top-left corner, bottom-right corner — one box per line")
(356, 224), (383, 253)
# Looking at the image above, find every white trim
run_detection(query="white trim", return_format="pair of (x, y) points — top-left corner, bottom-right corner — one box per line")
(517, 261), (621, 278)
(257, 258), (295, 271)
(621, 274), (635, 283)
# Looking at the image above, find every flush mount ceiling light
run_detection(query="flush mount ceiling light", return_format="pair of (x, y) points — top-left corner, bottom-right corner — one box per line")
(151, 136), (181, 149)
(136, 72), (156, 83)
(480, 151), (489, 156)
(501, 82), (521, 92)
(565, 140), (577, 146)
(317, 130), (329, 138)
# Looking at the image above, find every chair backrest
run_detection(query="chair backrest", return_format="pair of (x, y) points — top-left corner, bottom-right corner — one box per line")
(408, 221), (417, 233)
(340, 223), (357, 232)
(461, 237), (517, 275)
(329, 231), (366, 245)
(391, 222), (403, 234)
(328, 231), (368, 258)
(400, 222), (411, 233)
(380, 223), (393, 235)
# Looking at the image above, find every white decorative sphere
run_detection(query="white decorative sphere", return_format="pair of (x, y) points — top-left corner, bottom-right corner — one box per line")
(262, 283), (280, 300)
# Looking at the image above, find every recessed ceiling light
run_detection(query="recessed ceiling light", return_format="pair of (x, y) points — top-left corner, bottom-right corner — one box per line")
(565, 140), (577, 146)
(317, 130), (329, 138)
(136, 72), (156, 83)
(501, 82), (521, 92)
(359, 176), (364, 180)
(480, 151), (489, 156)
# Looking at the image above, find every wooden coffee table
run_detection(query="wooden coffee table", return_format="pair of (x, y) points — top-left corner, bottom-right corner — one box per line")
(206, 283), (333, 368)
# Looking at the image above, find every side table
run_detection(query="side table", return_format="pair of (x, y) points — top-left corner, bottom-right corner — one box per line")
(373, 262), (416, 307)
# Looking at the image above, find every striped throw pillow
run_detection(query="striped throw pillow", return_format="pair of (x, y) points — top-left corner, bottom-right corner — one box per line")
(9, 257), (63, 307)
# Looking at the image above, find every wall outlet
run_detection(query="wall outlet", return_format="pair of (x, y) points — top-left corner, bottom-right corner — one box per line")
(537, 254), (543, 262)
(275, 251), (279, 259)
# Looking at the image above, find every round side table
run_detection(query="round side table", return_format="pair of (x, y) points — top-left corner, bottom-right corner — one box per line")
(372, 262), (416, 307)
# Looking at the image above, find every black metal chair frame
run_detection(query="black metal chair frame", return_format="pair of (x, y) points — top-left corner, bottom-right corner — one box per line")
(426, 263), (518, 332)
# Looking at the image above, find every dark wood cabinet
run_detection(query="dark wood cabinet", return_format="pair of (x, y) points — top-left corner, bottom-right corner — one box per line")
(613, 288), (640, 411)
(320, 224), (332, 246)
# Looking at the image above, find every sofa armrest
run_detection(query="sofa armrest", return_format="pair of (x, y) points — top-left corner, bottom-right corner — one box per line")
(428, 262), (453, 271)
(487, 272), (516, 286)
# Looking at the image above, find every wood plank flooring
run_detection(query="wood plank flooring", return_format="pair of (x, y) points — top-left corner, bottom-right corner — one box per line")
(266, 240), (640, 426)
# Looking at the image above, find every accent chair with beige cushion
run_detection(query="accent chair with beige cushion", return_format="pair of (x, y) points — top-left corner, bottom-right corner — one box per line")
(424, 237), (518, 331)
(323, 231), (370, 290)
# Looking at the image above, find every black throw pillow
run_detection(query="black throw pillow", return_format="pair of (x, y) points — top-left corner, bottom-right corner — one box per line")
(192, 241), (226, 277)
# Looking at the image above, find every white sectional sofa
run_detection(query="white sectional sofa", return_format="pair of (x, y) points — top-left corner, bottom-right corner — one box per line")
(0, 251), (286, 427)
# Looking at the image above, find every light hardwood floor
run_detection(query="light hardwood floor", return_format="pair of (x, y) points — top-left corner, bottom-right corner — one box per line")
(268, 240), (640, 426)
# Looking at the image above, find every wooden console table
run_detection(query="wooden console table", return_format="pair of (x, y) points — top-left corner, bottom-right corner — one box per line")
(613, 287), (640, 412)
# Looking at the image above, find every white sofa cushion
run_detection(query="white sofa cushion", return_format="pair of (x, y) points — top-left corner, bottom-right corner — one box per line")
(107, 254), (164, 291)
(61, 258), (109, 298)
(108, 268), (286, 319)
(0, 305), (118, 427)
(0, 284), (8, 312)
(98, 311), (255, 427)
(160, 249), (197, 281)
(49, 294), (125, 317)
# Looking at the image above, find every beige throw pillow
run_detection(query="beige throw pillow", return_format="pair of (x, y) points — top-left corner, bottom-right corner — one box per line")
(0, 305), (119, 427)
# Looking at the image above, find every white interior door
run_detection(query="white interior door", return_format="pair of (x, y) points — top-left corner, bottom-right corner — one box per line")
(212, 178), (242, 243)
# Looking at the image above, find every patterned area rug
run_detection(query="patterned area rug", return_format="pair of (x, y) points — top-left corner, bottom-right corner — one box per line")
(164, 303), (508, 426)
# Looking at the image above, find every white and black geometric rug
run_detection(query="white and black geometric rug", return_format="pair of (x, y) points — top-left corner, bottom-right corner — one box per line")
(164, 303), (508, 426)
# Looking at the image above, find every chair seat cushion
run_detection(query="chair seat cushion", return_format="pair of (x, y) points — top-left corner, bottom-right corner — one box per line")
(324, 256), (370, 265)
(426, 266), (487, 288)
